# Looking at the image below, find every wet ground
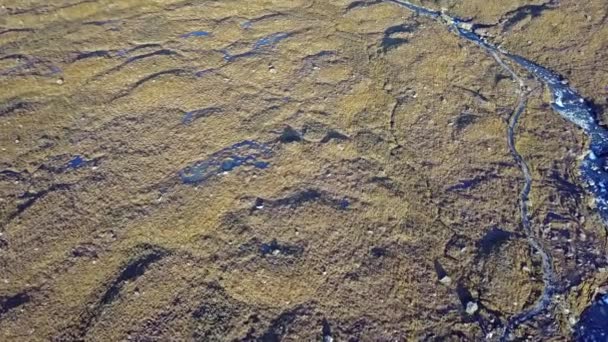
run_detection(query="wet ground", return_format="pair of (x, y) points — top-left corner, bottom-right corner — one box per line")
(1, 0), (608, 341)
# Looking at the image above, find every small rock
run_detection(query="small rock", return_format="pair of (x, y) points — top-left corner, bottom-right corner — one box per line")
(439, 276), (452, 285)
(254, 198), (264, 210)
(465, 301), (479, 315)
(56, 78), (64, 85)
(459, 22), (474, 30)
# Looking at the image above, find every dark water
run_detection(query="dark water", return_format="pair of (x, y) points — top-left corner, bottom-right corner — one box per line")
(574, 294), (608, 341)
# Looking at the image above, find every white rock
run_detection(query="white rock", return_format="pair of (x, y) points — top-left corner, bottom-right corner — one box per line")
(439, 276), (452, 285)
(465, 301), (479, 315)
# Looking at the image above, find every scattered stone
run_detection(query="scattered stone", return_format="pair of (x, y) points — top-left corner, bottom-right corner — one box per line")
(439, 276), (452, 285)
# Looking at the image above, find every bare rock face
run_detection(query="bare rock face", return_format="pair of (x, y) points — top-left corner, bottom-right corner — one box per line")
(0, 0), (607, 341)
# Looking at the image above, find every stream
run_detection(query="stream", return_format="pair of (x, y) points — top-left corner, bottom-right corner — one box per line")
(383, 0), (607, 340)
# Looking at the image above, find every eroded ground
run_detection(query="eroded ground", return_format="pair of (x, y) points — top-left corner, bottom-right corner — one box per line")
(1, 0), (607, 340)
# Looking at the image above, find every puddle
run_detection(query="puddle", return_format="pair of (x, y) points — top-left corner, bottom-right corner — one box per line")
(67, 155), (86, 169)
(180, 31), (211, 39)
(179, 140), (273, 184)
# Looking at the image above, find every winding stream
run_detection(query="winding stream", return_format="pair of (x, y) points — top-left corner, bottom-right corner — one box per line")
(382, 0), (607, 339)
